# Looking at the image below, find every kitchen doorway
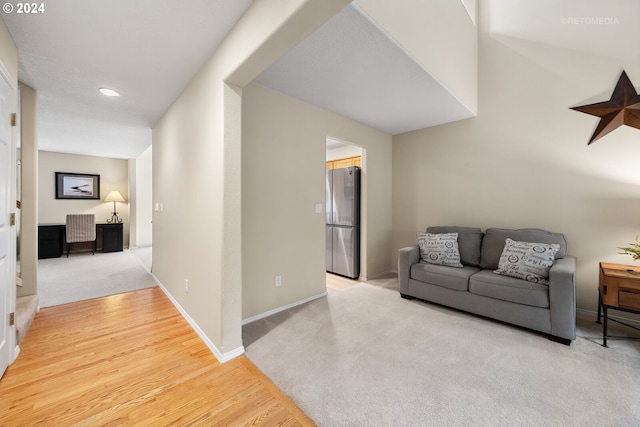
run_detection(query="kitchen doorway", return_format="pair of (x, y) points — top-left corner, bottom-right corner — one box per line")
(325, 136), (363, 292)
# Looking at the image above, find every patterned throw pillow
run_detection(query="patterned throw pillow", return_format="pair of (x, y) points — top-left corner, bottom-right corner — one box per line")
(417, 232), (463, 268)
(494, 238), (560, 284)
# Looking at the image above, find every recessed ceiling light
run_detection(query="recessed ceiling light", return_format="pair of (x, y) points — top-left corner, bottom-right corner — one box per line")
(99, 88), (120, 97)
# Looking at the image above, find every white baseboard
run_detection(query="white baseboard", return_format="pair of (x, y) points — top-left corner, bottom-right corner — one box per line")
(150, 273), (245, 364)
(577, 307), (640, 327)
(242, 292), (328, 325)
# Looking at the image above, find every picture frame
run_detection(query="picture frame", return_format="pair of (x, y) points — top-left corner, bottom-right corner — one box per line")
(55, 172), (100, 200)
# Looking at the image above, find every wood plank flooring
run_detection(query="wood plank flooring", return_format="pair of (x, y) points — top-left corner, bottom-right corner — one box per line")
(325, 273), (359, 293)
(0, 287), (315, 426)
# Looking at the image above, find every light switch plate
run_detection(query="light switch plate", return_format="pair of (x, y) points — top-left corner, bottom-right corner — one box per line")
(315, 203), (323, 214)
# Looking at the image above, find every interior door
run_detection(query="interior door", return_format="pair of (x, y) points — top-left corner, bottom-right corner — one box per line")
(0, 68), (16, 379)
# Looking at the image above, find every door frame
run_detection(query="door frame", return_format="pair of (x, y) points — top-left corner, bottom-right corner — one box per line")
(325, 137), (365, 279)
(0, 57), (18, 378)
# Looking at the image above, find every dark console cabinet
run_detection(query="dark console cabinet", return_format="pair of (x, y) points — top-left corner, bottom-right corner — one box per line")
(99, 223), (123, 253)
(38, 224), (65, 259)
(38, 223), (124, 258)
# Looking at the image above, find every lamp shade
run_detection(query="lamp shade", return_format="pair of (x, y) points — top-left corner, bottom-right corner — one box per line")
(104, 190), (125, 203)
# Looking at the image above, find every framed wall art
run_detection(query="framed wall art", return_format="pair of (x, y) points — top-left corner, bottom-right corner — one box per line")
(55, 172), (100, 200)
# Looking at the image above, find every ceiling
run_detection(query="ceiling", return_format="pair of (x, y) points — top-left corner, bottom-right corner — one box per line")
(3, 0), (476, 159)
(255, 3), (474, 136)
(4, 0), (253, 159)
(5, 1), (639, 160)
(487, 0), (640, 63)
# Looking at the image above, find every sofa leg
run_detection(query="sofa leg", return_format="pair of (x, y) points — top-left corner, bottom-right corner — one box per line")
(548, 335), (572, 346)
(400, 293), (414, 300)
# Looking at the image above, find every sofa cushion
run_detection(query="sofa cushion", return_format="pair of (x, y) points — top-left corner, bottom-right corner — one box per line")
(494, 239), (560, 284)
(480, 228), (568, 270)
(427, 226), (483, 267)
(417, 232), (463, 267)
(411, 262), (480, 291)
(469, 270), (550, 308)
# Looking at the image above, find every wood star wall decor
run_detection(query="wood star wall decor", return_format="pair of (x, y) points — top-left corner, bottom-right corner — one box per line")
(570, 70), (640, 145)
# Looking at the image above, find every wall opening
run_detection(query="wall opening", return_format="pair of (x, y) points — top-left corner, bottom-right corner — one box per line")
(325, 136), (363, 293)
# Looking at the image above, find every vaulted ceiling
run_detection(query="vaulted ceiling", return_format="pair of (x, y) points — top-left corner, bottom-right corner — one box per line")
(255, 3), (475, 136)
(6, 1), (639, 160)
(3, 1), (478, 159)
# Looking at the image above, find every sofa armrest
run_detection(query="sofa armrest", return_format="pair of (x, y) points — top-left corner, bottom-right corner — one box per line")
(548, 256), (577, 340)
(398, 246), (420, 294)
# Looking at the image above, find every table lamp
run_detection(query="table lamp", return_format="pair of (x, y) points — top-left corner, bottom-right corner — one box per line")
(105, 190), (125, 224)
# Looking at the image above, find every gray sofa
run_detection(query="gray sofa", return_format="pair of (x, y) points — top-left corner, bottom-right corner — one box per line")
(398, 226), (576, 344)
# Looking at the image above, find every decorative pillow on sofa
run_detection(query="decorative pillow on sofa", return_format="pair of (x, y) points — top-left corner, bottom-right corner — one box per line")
(426, 226), (483, 267)
(480, 228), (567, 270)
(494, 238), (560, 284)
(417, 232), (463, 268)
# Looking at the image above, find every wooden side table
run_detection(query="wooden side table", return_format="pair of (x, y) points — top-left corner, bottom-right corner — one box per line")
(597, 262), (640, 347)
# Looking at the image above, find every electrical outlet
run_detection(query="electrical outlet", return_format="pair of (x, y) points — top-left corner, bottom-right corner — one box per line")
(275, 275), (282, 287)
(185, 279), (189, 293)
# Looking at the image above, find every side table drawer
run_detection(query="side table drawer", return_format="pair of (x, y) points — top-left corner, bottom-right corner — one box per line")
(618, 278), (640, 290)
(619, 290), (640, 310)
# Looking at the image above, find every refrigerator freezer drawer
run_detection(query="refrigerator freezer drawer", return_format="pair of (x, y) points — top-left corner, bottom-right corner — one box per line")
(331, 226), (359, 279)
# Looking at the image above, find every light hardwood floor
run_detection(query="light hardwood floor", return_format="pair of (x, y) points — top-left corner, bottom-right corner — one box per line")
(325, 273), (359, 293)
(0, 287), (314, 426)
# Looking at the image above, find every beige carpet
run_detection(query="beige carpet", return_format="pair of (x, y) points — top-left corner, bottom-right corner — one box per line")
(16, 294), (38, 344)
(38, 247), (156, 307)
(244, 275), (640, 427)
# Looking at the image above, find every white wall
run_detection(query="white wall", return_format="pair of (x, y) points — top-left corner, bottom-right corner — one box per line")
(242, 82), (392, 320)
(326, 143), (362, 161)
(392, 0), (640, 313)
(152, 0), (351, 360)
(129, 146), (152, 247)
(38, 151), (130, 247)
(355, 0), (477, 113)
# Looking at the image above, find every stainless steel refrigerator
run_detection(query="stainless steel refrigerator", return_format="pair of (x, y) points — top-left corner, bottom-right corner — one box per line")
(326, 166), (360, 279)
